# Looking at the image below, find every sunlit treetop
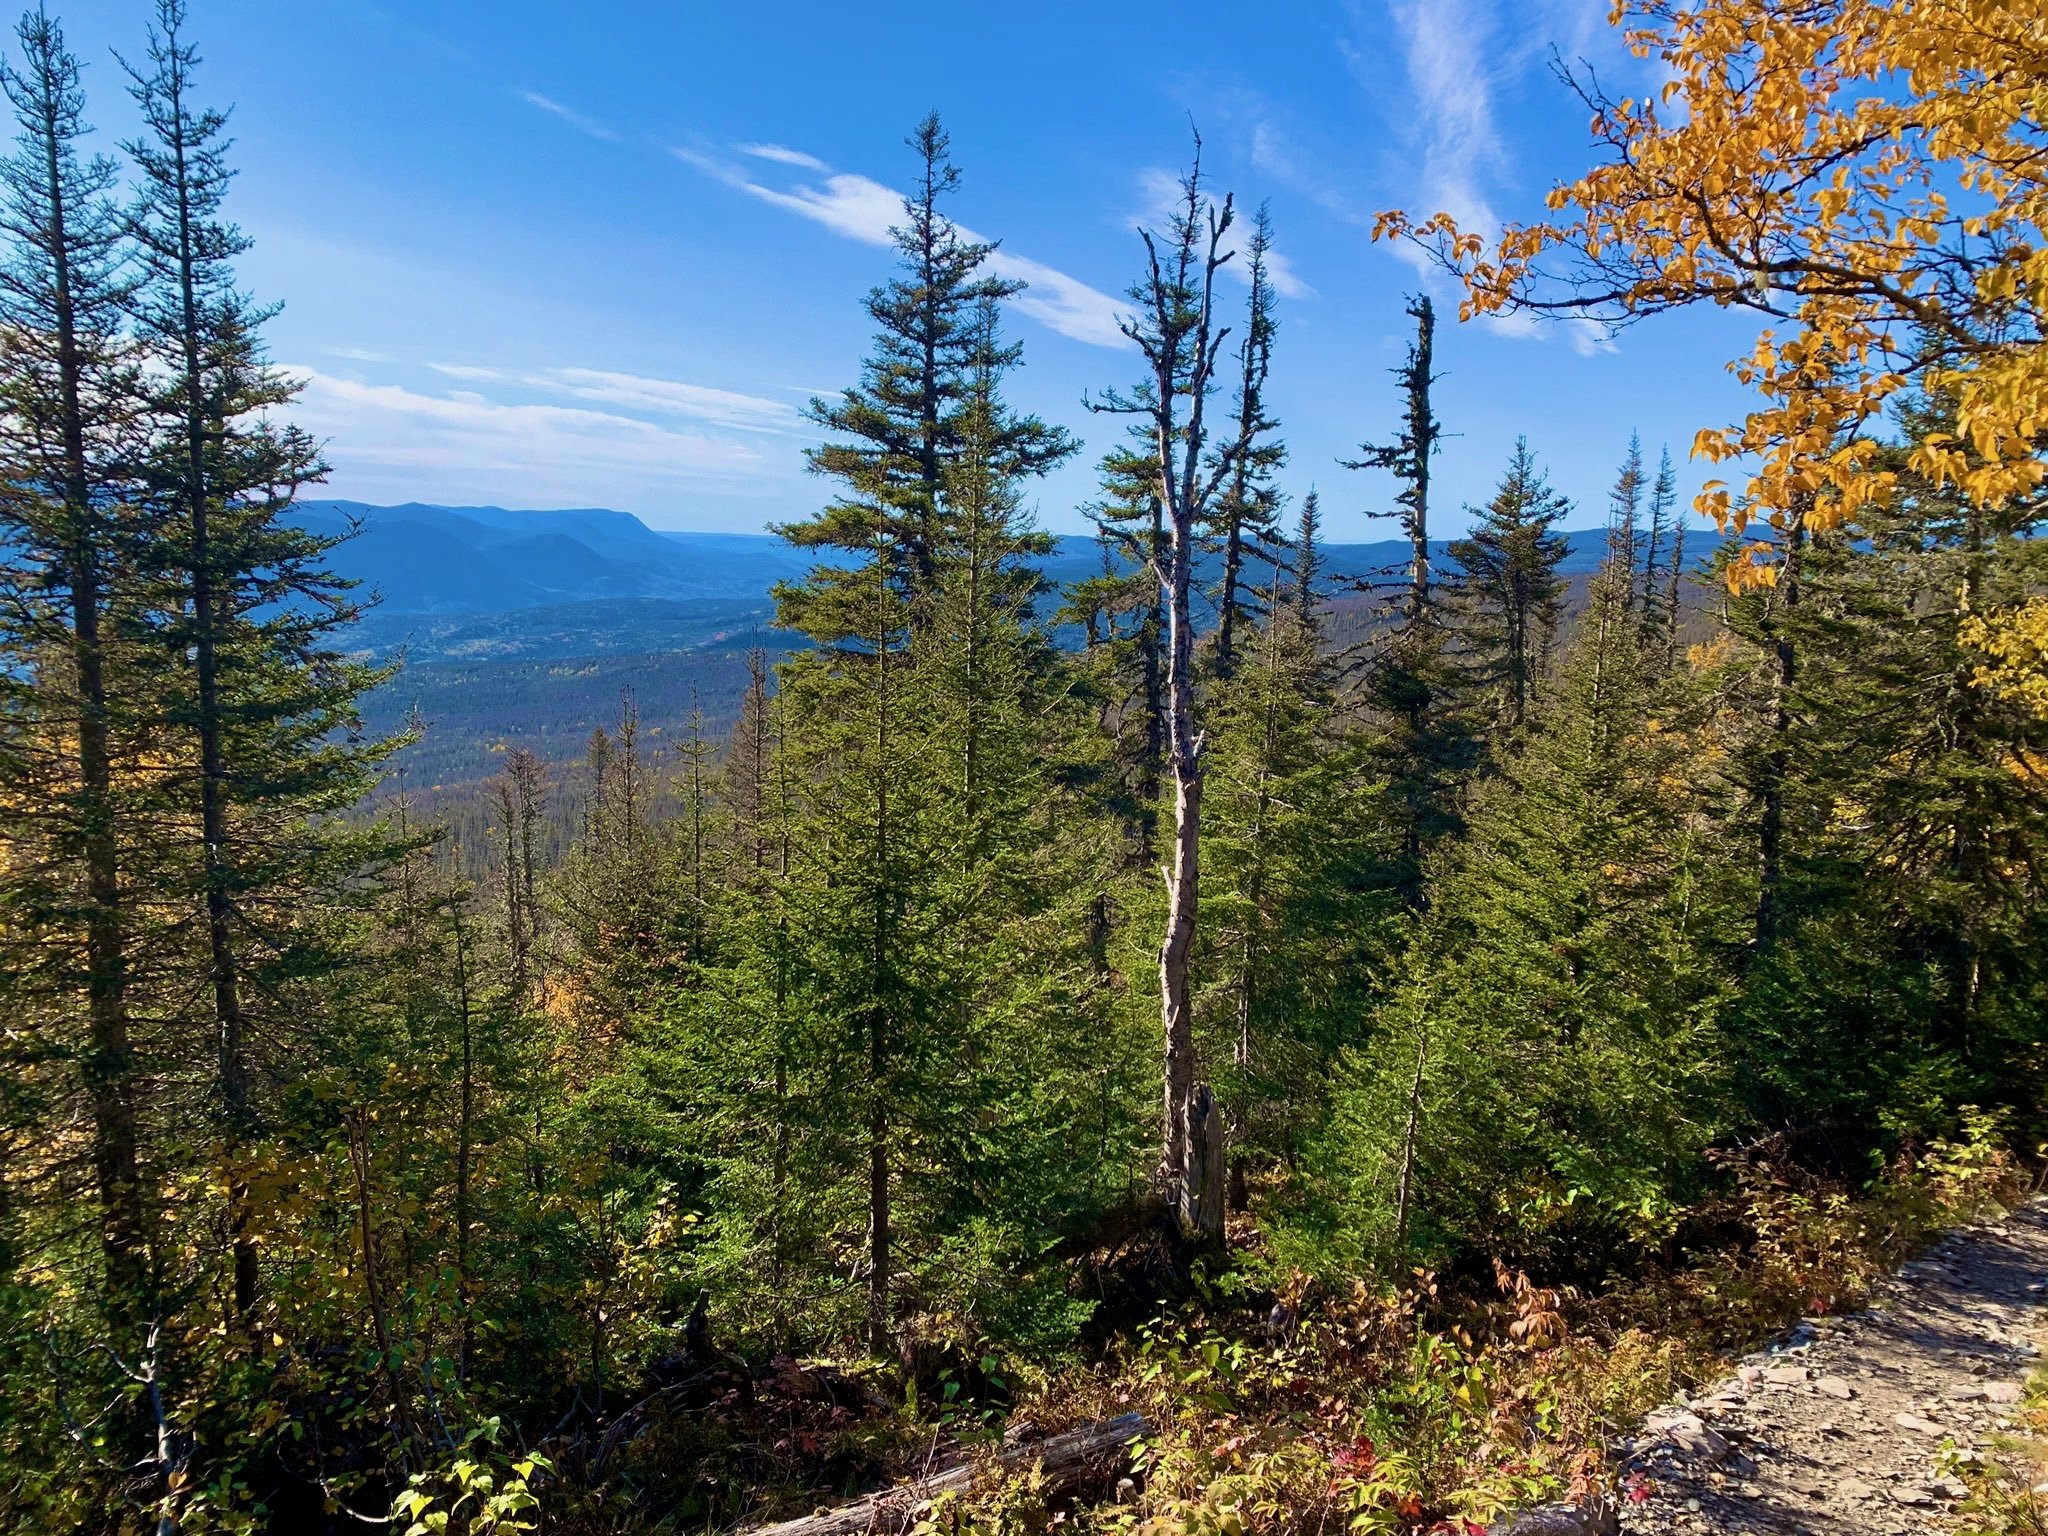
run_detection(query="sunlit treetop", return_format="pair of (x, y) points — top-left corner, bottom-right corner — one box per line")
(1375, 0), (2047, 581)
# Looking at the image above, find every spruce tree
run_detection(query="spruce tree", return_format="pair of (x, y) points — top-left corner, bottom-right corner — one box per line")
(1607, 431), (1646, 608)
(124, 0), (389, 1325)
(1347, 297), (1469, 910)
(0, 6), (152, 1352)
(795, 113), (1069, 609)
(1202, 500), (1391, 1199)
(1346, 294), (1440, 628)
(1646, 447), (1687, 667)
(1447, 437), (1570, 734)
(1310, 558), (1733, 1271)
(698, 129), (1089, 1350)
(1208, 203), (1284, 677)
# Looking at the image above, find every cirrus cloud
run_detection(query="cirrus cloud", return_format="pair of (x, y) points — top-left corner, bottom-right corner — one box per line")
(674, 143), (1131, 349)
(290, 367), (800, 516)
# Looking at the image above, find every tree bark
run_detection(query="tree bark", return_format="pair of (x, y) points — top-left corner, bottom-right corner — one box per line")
(1754, 515), (1807, 952)
(743, 1413), (1151, 1536)
(1405, 297), (1435, 628)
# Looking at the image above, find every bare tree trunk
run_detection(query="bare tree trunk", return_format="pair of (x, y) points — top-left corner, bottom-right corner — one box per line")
(1754, 515), (1806, 952)
(867, 586), (894, 1350)
(452, 913), (476, 1386)
(1393, 1024), (1429, 1252)
(1094, 148), (1258, 1246)
(1157, 285), (1213, 1240)
(1405, 299), (1435, 627)
(346, 1114), (414, 1465)
(1137, 499), (1167, 860)
(744, 1413), (1150, 1536)
(1184, 1085), (1226, 1239)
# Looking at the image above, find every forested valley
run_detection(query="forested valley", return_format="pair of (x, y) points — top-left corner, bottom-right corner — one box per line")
(4, 3), (2047, 1533)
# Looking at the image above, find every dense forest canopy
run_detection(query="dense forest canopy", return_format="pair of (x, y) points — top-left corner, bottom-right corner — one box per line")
(1, 2), (2044, 1533)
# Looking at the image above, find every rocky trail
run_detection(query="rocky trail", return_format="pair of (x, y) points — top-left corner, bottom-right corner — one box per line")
(1613, 1200), (2048, 1535)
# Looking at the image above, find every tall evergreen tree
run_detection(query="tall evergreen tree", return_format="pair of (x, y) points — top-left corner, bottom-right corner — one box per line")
(1448, 437), (1571, 734)
(713, 127), (1088, 1350)
(1310, 558), (1733, 1272)
(124, 0), (386, 1324)
(1348, 297), (1469, 910)
(1645, 447), (1687, 666)
(1346, 294), (1440, 628)
(1607, 431), (1646, 609)
(1202, 506), (1391, 1201)
(1208, 202), (1284, 677)
(0, 5), (152, 1352)
(795, 113), (1068, 607)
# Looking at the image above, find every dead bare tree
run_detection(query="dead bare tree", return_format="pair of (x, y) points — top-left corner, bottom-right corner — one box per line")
(1090, 138), (1256, 1242)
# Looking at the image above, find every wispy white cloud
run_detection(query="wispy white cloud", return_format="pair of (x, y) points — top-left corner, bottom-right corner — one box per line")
(427, 364), (805, 433)
(982, 250), (1128, 349)
(1369, 1), (1614, 354)
(1566, 317), (1618, 356)
(1377, 0), (1508, 243)
(519, 90), (618, 142)
(1260, 248), (1315, 301)
(735, 141), (831, 171)
(291, 367), (785, 511)
(675, 143), (1130, 348)
(1133, 165), (1184, 226)
(742, 171), (905, 246)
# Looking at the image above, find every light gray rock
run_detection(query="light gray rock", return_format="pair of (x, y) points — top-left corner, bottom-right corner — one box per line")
(1489, 1499), (1618, 1536)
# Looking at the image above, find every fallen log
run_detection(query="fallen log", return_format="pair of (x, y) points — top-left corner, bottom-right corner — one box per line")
(745, 1412), (1150, 1536)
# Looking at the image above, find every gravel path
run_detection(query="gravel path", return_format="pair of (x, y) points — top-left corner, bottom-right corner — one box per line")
(1616, 1200), (2048, 1535)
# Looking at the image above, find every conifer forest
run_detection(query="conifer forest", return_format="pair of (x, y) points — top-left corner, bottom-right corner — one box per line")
(4, 3), (2048, 1533)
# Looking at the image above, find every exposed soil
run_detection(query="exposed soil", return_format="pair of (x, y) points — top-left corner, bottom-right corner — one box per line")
(1616, 1200), (2048, 1535)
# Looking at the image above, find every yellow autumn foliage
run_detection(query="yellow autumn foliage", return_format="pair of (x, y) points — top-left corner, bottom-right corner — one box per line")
(1962, 599), (2048, 722)
(1375, 0), (2048, 573)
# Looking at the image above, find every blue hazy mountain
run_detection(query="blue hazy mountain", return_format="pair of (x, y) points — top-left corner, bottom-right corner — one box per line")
(311, 500), (1723, 651)
(329, 502), (1727, 792)
(295, 501), (831, 612)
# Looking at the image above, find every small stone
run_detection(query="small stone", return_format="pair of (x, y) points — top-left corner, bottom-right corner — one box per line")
(1815, 1376), (1856, 1399)
(1838, 1477), (1876, 1500)
(1985, 1381), (2023, 1404)
(1895, 1412), (1947, 1435)
(1890, 1487), (1936, 1507)
(1665, 1417), (1734, 1464)
(1763, 1365), (1809, 1387)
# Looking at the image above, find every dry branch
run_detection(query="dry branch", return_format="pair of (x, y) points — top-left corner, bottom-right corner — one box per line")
(744, 1412), (1150, 1536)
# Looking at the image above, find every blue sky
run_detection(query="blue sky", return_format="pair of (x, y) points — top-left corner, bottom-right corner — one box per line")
(56, 0), (1762, 539)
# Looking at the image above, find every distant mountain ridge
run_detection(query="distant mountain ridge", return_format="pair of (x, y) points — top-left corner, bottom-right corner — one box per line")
(330, 502), (1730, 794)
(305, 500), (1726, 635)
(294, 501), (827, 612)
